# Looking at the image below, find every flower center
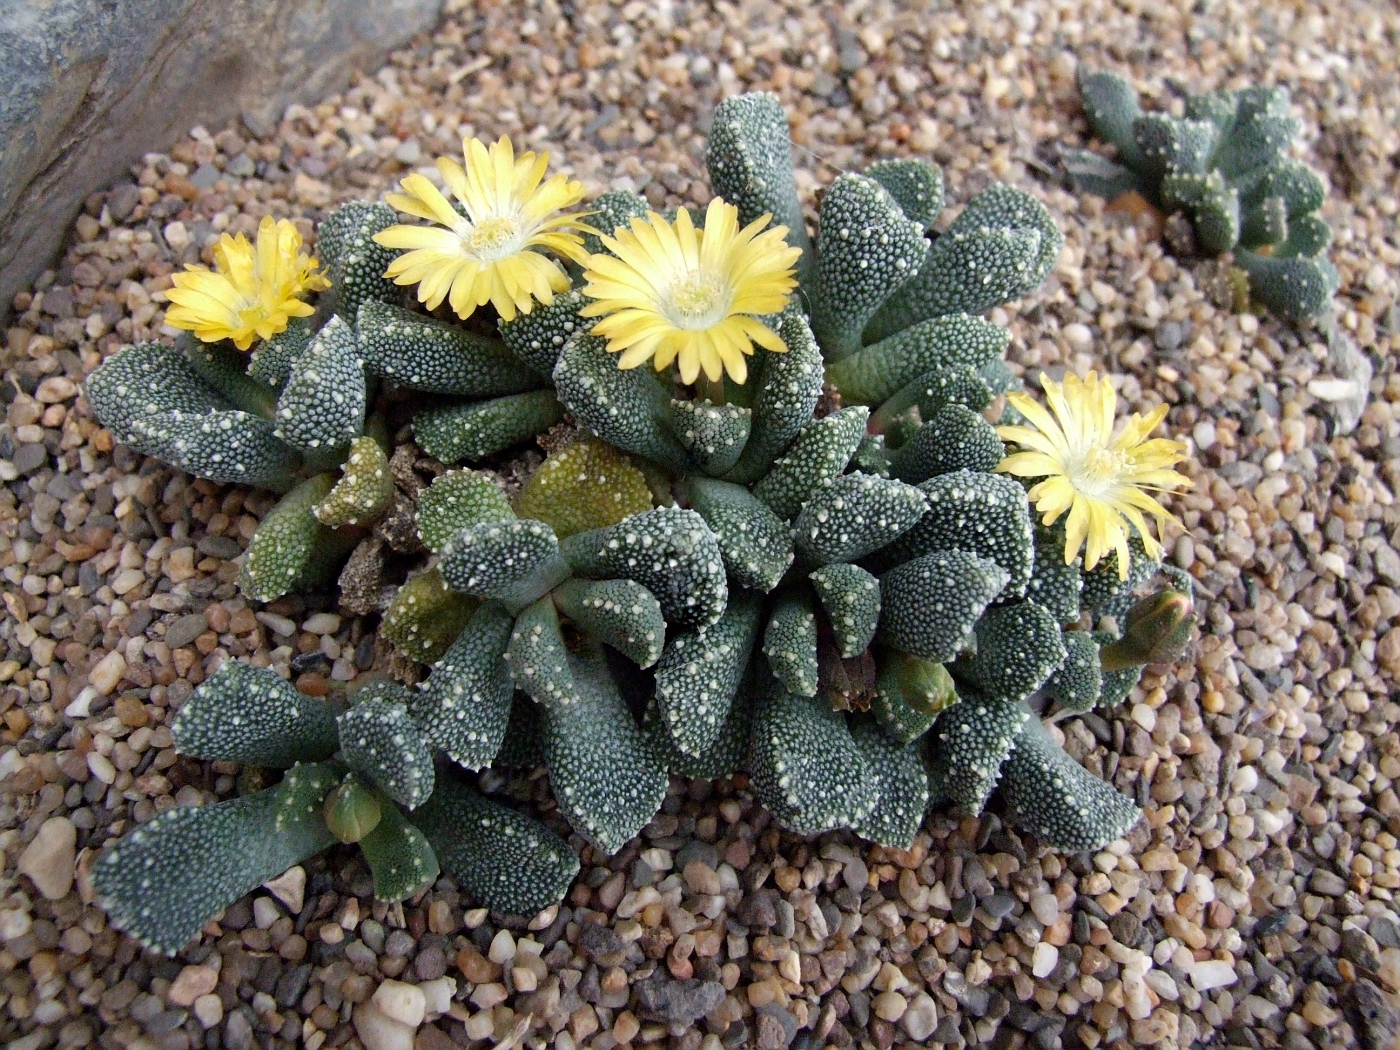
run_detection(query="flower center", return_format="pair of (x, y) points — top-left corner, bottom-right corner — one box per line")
(664, 271), (731, 330)
(1069, 445), (1129, 497)
(465, 216), (524, 261)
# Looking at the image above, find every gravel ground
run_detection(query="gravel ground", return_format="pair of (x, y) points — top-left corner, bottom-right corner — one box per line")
(3, 1), (1400, 1049)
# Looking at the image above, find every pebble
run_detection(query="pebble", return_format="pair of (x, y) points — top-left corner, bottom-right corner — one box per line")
(873, 990), (908, 1022)
(353, 1000), (416, 1050)
(18, 816), (76, 900)
(88, 650), (126, 695)
(1032, 942), (1059, 979)
(263, 866), (307, 913)
(371, 979), (426, 1027)
(1190, 960), (1238, 992)
(168, 964), (218, 1007)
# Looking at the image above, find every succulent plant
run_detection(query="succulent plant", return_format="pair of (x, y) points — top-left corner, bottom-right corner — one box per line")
(91, 94), (1194, 952)
(1065, 70), (1338, 322)
(85, 202), (562, 602)
(92, 662), (578, 953)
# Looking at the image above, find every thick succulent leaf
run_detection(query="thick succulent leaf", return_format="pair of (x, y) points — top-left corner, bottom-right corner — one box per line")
(1001, 715), (1142, 851)
(878, 550), (1008, 662)
(506, 596), (579, 708)
(1275, 213), (1332, 259)
(1026, 526), (1084, 625)
(273, 315), (365, 454)
(1079, 532), (1157, 622)
(867, 470), (1034, 597)
(682, 476), (793, 592)
(670, 399), (751, 476)
(1044, 631), (1103, 713)
(1093, 630), (1145, 709)
(561, 507), (728, 628)
(1239, 196), (1288, 250)
(872, 650), (956, 744)
(1078, 69), (1145, 168)
(654, 594), (761, 758)
(553, 332), (693, 474)
(725, 311), (824, 483)
(1161, 170), (1240, 254)
(317, 201), (404, 320)
(439, 518), (565, 610)
(413, 777), (580, 916)
(849, 720), (930, 848)
(1183, 88), (1239, 130)
(541, 649), (670, 854)
(382, 568), (479, 663)
(826, 314), (1009, 407)
(1243, 158), (1326, 217)
(869, 364), (993, 433)
(706, 92), (813, 285)
(497, 288), (587, 376)
(495, 693), (545, 769)
(1132, 113), (1217, 181)
(553, 577), (666, 669)
(888, 404), (1004, 483)
(946, 183), (1062, 294)
(643, 679), (753, 780)
(357, 300), (539, 396)
(85, 341), (230, 446)
(748, 685), (878, 836)
(1216, 87), (1299, 177)
(809, 173), (928, 359)
(753, 406), (869, 521)
(514, 438), (653, 540)
(924, 693), (1029, 813)
(180, 338), (280, 419)
(359, 802), (439, 902)
(409, 603), (515, 770)
(315, 436), (394, 528)
(793, 472), (927, 566)
(1237, 251), (1339, 323)
(580, 191), (653, 256)
(127, 408), (298, 489)
(417, 470), (515, 553)
(413, 390), (564, 464)
(865, 158), (944, 231)
(809, 563), (881, 658)
(762, 589), (819, 697)
(248, 316), (314, 390)
(171, 660), (338, 767)
(239, 475), (359, 601)
(866, 225), (1042, 338)
(339, 698), (435, 809)
(92, 776), (337, 955)
(851, 433), (890, 477)
(953, 601), (1067, 703)
(1061, 149), (1139, 201)
(273, 762), (342, 832)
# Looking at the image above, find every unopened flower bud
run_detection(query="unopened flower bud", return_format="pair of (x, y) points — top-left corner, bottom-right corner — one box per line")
(324, 776), (381, 844)
(1100, 589), (1196, 670)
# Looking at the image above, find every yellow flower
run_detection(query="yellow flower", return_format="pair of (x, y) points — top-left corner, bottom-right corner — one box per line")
(372, 135), (589, 322)
(578, 198), (802, 385)
(996, 371), (1190, 580)
(164, 216), (328, 350)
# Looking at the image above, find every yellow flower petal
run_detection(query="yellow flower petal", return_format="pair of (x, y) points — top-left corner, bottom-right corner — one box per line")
(375, 135), (589, 322)
(162, 218), (325, 349)
(997, 371), (1189, 577)
(578, 197), (799, 385)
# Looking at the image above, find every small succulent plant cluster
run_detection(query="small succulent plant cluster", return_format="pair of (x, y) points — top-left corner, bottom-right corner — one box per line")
(86, 202), (563, 604)
(1065, 69), (1338, 323)
(88, 92), (1195, 954)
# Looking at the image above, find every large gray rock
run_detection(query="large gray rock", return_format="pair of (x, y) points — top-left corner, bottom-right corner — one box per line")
(0, 0), (443, 318)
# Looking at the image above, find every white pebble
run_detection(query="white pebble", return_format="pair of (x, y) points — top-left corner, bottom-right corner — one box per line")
(1190, 959), (1238, 991)
(488, 928), (517, 965)
(419, 977), (455, 1018)
(372, 979), (426, 1027)
(1032, 942), (1059, 978)
(353, 1000), (416, 1050)
(1063, 322), (1094, 351)
(263, 866), (306, 914)
(89, 651), (127, 696)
